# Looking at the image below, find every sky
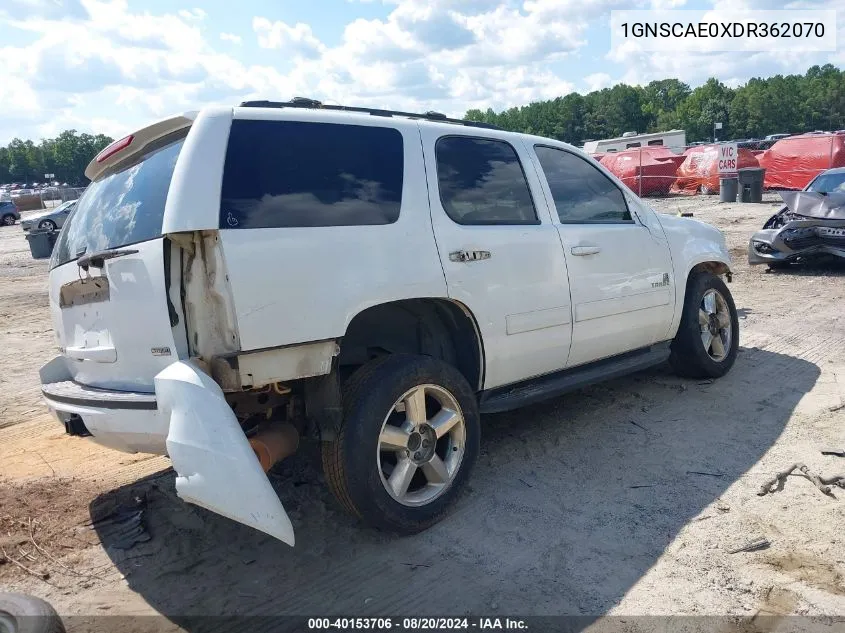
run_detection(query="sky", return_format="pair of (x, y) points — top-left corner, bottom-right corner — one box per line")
(0, 0), (842, 144)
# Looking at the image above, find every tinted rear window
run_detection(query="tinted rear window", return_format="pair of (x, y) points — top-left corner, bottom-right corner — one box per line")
(435, 136), (537, 225)
(52, 130), (186, 268)
(219, 120), (403, 229)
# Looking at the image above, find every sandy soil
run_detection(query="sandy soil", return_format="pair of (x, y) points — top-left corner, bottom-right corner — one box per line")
(1, 195), (845, 630)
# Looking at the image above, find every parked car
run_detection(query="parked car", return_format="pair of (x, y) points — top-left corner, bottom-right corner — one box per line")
(0, 201), (20, 226)
(20, 200), (77, 231)
(40, 100), (738, 547)
(765, 133), (791, 141)
(749, 167), (845, 268)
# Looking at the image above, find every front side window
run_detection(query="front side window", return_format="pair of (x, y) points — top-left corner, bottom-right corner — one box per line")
(435, 137), (537, 225)
(534, 145), (632, 224)
(220, 120), (404, 229)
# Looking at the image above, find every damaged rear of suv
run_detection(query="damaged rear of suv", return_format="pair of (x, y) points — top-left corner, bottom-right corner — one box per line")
(42, 109), (303, 544)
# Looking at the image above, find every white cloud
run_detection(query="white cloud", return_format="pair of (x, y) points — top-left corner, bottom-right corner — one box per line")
(220, 32), (243, 44)
(177, 8), (207, 21)
(0, 0), (840, 145)
(584, 72), (613, 92)
(0, 0), (88, 20)
(253, 17), (326, 58)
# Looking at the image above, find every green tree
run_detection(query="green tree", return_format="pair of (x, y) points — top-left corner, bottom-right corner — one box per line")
(642, 79), (691, 131)
(464, 65), (844, 147)
(0, 147), (10, 184)
(7, 139), (38, 182)
(1, 130), (113, 185)
(675, 78), (733, 141)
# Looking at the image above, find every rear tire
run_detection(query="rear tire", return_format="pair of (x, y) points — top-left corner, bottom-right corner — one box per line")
(0, 592), (65, 633)
(1, 214), (15, 226)
(322, 354), (480, 534)
(669, 271), (739, 379)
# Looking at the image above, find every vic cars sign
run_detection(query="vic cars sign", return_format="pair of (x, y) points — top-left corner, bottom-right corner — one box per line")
(717, 143), (738, 174)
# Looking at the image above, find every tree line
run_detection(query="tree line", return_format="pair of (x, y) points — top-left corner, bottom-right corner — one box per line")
(0, 130), (114, 186)
(465, 64), (845, 146)
(2, 62), (841, 184)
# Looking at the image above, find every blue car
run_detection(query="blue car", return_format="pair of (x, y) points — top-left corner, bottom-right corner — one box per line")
(0, 201), (20, 226)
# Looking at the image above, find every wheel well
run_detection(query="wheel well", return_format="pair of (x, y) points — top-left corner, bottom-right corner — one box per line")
(339, 299), (483, 391)
(689, 261), (731, 281)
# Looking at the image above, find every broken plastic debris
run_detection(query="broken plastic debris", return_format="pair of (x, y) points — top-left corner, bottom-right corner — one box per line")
(92, 497), (150, 550)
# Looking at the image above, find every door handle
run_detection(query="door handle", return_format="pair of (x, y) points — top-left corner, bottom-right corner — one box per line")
(571, 245), (601, 256)
(449, 250), (491, 262)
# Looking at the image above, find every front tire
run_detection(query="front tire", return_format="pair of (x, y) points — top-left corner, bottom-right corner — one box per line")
(38, 220), (57, 231)
(322, 354), (480, 534)
(669, 271), (739, 379)
(1, 214), (15, 226)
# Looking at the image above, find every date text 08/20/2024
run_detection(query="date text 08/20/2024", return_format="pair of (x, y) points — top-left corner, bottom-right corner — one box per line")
(307, 618), (528, 630)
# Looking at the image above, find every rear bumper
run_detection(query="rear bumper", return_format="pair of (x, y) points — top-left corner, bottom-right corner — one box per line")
(40, 357), (168, 454)
(39, 355), (296, 546)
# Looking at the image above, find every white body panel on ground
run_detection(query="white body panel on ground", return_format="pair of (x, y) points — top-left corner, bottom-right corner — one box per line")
(156, 361), (295, 546)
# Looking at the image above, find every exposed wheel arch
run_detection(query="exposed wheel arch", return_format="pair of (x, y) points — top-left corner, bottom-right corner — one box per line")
(689, 260), (731, 280)
(339, 298), (484, 392)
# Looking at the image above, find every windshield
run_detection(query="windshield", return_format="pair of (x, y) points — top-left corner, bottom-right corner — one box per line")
(51, 129), (187, 268)
(806, 172), (845, 195)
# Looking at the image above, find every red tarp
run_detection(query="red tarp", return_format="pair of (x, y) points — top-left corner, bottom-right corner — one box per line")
(671, 145), (760, 195)
(757, 133), (845, 190)
(599, 147), (685, 196)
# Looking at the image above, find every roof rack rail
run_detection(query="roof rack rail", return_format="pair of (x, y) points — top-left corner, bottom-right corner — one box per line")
(238, 98), (502, 131)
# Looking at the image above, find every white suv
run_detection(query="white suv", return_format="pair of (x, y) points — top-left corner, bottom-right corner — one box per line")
(40, 99), (738, 546)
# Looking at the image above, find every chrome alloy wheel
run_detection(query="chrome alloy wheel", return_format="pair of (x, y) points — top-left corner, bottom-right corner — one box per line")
(699, 289), (732, 361)
(376, 384), (466, 507)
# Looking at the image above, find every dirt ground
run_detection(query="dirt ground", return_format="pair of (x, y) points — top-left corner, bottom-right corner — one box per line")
(2, 195), (845, 631)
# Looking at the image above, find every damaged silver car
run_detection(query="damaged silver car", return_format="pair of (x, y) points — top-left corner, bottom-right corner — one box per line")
(749, 167), (845, 268)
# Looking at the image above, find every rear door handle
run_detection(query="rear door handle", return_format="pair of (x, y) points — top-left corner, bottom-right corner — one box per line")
(449, 250), (491, 263)
(571, 245), (601, 256)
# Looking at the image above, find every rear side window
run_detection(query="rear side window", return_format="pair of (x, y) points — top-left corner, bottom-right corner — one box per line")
(220, 120), (404, 229)
(52, 129), (187, 268)
(435, 137), (537, 225)
(534, 145), (632, 224)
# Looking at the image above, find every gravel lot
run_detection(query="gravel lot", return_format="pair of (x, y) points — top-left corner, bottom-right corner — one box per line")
(1, 195), (844, 630)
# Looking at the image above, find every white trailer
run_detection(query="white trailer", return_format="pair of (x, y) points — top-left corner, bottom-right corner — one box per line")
(583, 130), (686, 154)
